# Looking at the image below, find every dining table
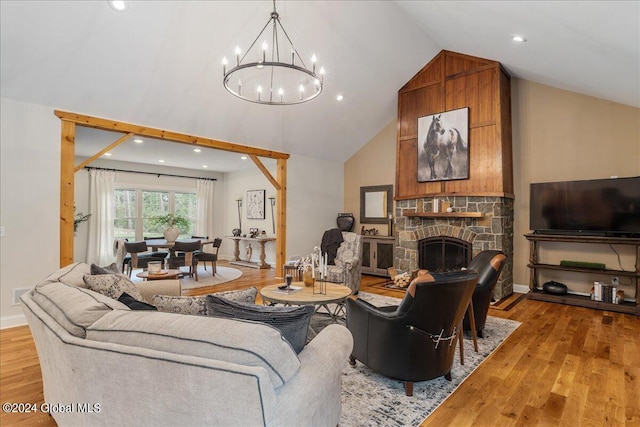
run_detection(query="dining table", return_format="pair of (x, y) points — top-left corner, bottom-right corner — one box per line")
(145, 238), (215, 252)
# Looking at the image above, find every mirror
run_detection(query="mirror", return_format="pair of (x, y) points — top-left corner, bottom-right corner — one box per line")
(360, 185), (393, 224)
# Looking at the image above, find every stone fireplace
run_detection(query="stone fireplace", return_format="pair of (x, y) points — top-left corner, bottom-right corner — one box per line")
(395, 196), (514, 300)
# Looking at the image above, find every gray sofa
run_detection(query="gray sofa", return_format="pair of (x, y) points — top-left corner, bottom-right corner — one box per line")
(21, 263), (353, 427)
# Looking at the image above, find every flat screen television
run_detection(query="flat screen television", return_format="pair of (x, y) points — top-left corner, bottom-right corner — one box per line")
(530, 176), (640, 237)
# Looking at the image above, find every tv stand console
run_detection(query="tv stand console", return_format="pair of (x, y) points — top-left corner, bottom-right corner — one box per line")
(525, 233), (640, 316)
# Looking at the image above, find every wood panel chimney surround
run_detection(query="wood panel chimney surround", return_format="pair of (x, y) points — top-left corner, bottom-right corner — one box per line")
(394, 51), (514, 299)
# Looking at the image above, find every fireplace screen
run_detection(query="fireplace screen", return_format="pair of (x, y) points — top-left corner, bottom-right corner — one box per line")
(418, 237), (471, 272)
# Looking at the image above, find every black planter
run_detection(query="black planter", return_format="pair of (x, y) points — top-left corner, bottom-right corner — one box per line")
(337, 213), (355, 232)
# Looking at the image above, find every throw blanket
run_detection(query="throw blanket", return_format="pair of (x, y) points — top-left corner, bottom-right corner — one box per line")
(113, 239), (127, 273)
(321, 228), (344, 265)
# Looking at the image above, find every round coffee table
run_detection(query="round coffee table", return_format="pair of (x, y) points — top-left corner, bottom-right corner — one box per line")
(136, 269), (182, 281)
(260, 281), (352, 323)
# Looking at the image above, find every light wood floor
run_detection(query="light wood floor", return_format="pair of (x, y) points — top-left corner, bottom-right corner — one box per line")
(1, 261), (639, 426)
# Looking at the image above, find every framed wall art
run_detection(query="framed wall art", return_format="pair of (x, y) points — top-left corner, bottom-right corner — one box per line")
(246, 189), (266, 219)
(417, 107), (469, 182)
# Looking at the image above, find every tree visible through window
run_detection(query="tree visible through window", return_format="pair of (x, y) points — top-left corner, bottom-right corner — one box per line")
(114, 189), (196, 241)
(114, 189), (136, 241)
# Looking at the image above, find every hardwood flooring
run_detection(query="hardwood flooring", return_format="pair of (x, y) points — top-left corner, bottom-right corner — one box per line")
(1, 262), (638, 426)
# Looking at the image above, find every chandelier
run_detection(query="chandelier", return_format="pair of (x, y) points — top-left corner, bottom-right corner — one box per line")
(222, 1), (324, 105)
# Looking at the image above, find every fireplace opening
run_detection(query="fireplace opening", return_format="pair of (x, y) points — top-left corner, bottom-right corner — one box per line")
(418, 237), (472, 272)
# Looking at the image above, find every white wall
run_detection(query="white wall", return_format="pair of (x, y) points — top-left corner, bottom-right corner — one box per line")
(221, 154), (344, 266)
(1, 98), (60, 328)
(284, 154), (344, 259)
(0, 97), (345, 327)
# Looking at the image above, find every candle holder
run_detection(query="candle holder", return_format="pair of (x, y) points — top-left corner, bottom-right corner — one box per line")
(313, 271), (326, 295)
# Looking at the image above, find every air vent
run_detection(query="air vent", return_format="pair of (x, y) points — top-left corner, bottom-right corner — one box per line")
(12, 288), (31, 306)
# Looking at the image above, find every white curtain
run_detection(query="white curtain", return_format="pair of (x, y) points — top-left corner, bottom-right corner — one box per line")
(196, 179), (216, 246)
(86, 170), (115, 266)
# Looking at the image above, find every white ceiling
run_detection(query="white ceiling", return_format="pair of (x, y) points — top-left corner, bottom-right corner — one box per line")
(2, 1), (638, 172)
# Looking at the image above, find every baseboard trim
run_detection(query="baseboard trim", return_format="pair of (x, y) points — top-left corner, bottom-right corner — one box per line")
(1, 314), (27, 330)
(513, 283), (529, 294)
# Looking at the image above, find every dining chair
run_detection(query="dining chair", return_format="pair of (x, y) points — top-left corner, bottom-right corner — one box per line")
(123, 241), (168, 277)
(167, 240), (201, 281)
(143, 236), (171, 257)
(195, 237), (222, 275)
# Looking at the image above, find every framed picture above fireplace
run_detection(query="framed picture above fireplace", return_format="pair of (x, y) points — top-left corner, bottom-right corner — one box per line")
(417, 107), (469, 182)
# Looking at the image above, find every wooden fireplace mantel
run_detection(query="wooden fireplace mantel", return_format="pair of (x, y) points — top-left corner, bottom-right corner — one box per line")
(403, 211), (485, 219)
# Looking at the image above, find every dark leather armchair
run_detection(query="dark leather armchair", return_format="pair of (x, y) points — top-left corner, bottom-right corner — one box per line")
(346, 270), (478, 396)
(463, 250), (507, 338)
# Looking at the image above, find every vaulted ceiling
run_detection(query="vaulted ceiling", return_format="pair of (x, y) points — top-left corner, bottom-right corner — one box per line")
(2, 1), (638, 169)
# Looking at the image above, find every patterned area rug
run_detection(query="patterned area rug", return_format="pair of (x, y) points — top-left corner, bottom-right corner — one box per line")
(338, 292), (521, 427)
(130, 266), (242, 290)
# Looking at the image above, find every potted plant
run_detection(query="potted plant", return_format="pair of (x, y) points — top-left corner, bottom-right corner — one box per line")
(74, 206), (91, 234)
(150, 213), (190, 242)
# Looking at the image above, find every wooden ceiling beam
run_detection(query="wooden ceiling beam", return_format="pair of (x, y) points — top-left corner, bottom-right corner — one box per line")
(74, 132), (134, 172)
(249, 154), (281, 191)
(58, 110), (289, 274)
(54, 110), (290, 160)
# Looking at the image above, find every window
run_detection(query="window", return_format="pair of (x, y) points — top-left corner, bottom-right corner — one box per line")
(114, 189), (136, 241)
(114, 189), (196, 241)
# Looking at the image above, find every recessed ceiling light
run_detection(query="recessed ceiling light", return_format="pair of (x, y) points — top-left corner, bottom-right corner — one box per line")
(134, 138), (143, 143)
(158, 159), (165, 163)
(336, 94), (344, 102)
(240, 156), (248, 160)
(104, 152), (112, 156)
(108, 1), (128, 12)
(194, 148), (202, 153)
(512, 35), (527, 42)
(202, 165), (208, 168)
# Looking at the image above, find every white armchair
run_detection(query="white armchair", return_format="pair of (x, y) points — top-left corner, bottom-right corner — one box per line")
(325, 232), (362, 294)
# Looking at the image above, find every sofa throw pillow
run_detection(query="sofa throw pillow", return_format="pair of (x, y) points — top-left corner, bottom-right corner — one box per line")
(205, 295), (315, 353)
(151, 288), (258, 316)
(91, 263), (121, 275)
(118, 292), (158, 311)
(151, 295), (207, 316)
(213, 287), (258, 304)
(83, 274), (144, 302)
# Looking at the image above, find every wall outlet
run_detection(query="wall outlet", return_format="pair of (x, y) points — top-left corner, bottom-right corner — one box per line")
(611, 276), (619, 286)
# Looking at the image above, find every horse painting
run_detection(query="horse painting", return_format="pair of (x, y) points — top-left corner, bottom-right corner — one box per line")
(417, 108), (469, 182)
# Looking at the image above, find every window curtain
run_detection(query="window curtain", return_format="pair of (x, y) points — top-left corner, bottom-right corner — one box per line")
(196, 179), (215, 245)
(86, 169), (115, 266)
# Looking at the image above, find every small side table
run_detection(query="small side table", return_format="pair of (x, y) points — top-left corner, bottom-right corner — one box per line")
(136, 269), (182, 281)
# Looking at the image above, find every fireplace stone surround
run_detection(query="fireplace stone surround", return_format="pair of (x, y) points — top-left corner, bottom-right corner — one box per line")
(395, 196), (514, 300)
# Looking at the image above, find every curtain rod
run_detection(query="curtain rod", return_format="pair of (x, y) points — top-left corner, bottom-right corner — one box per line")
(84, 166), (217, 181)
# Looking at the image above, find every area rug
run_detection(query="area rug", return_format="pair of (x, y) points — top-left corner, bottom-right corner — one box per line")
(130, 266), (242, 290)
(338, 292), (521, 427)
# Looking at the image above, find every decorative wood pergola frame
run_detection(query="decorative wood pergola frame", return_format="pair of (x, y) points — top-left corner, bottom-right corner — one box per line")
(56, 110), (288, 277)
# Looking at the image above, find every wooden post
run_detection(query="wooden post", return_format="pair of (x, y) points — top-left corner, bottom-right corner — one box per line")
(276, 158), (287, 277)
(60, 120), (75, 267)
